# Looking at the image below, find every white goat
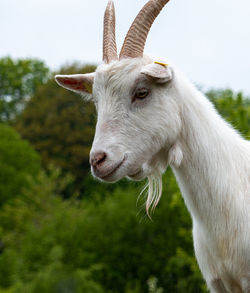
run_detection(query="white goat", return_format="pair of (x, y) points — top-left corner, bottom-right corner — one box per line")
(55, 0), (250, 292)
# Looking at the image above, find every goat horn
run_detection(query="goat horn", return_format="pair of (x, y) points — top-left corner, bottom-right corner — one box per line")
(103, 0), (118, 63)
(119, 0), (170, 59)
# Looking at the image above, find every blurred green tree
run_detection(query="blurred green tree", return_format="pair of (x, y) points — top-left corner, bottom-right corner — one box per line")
(0, 168), (207, 293)
(15, 64), (97, 193)
(207, 89), (250, 138)
(0, 123), (41, 206)
(0, 57), (50, 122)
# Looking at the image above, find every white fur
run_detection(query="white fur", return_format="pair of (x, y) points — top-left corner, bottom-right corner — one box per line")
(89, 56), (250, 292)
(56, 55), (250, 292)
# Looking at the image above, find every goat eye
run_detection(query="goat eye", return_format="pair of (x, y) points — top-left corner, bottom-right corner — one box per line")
(134, 88), (149, 100)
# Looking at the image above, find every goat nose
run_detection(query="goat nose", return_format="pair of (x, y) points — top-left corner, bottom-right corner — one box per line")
(90, 152), (107, 168)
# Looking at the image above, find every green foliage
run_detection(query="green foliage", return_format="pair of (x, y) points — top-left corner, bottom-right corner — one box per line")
(15, 64), (97, 193)
(0, 57), (50, 122)
(0, 169), (103, 293)
(207, 88), (250, 138)
(0, 123), (41, 206)
(0, 168), (206, 292)
(147, 276), (163, 293)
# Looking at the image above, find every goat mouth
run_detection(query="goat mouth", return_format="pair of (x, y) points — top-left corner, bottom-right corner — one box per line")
(98, 155), (127, 181)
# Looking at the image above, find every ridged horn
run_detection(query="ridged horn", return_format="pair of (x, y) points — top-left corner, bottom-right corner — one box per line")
(103, 0), (118, 63)
(119, 0), (170, 59)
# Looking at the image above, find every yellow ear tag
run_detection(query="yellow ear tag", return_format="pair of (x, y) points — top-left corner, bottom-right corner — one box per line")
(154, 61), (168, 67)
(84, 82), (93, 94)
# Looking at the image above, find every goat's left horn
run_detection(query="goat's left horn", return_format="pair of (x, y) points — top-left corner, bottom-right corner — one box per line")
(119, 0), (170, 60)
(103, 0), (118, 63)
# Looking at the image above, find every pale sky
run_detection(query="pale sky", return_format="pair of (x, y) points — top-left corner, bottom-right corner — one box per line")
(1, 0), (250, 94)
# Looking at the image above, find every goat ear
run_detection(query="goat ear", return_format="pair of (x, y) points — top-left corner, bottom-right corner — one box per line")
(140, 63), (172, 83)
(55, 73), (95, 96)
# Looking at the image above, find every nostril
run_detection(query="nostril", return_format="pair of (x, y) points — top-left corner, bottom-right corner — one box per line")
(91, 152), (107, 168)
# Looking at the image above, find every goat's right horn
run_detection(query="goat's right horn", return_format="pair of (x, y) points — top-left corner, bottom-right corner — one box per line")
(103, 0), (118, 63)
(119, 0), (170, 60)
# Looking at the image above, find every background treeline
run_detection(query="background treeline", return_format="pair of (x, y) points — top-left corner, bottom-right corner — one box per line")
(0, 56), (249, 293)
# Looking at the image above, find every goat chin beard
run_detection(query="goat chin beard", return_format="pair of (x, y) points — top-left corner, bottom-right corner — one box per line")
(141, 143), (184, 217)
(133, 148), (175, 217)
(145, 171), (163, 217)
(138, 165), (166, 218)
